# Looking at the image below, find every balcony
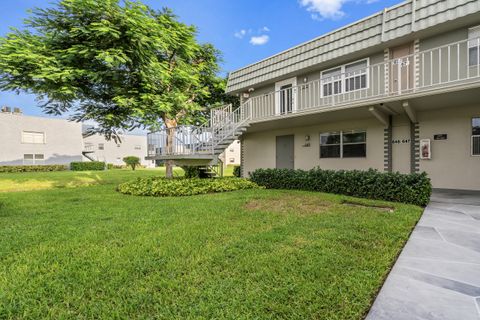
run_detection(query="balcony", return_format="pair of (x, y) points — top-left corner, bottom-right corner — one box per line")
(147, 37), (480, 160)
(246, 37), (480, 122)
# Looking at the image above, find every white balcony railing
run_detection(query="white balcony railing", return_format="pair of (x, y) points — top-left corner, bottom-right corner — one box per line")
(148, 37), (480, 158)
(247, 37), (480, 121)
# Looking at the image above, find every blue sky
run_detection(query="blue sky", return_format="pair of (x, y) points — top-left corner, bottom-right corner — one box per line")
(0, 0), (403, 118)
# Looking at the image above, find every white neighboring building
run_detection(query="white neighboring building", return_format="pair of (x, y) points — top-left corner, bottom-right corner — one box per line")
(0, 110), (83, 165)
(219, 140), (241, 166)
(83, 133), (154, 167)
(0, 108), (151, 167)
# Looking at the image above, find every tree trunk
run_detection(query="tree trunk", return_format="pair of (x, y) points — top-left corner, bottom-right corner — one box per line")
(164, 118), (178, 179)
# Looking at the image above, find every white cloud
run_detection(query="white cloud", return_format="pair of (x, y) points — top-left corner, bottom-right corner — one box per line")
(250, 35), (270, 46)
(234, 29), (247, 39)
(261, 26), (270, 32)
(300, 0), (377, 20)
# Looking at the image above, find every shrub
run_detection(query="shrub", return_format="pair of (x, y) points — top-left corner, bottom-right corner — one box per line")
(70, 161), (105, 171)
(123, 156), (140, 171)
(0, 165), (67, 173)
(249, 168), (432, 206)
(182, 166), (201, 178)
(118, 177), (263, 197)
(233, 166), (241, 177)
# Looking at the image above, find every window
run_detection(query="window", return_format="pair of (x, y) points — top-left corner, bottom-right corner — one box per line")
(320, 132), (341, 158)
(321, 59), (369, 97)
(134, 145), (141, 150)
(320, 130), (366, 158)
(321, 68), (342, 97)
(23, 154), (44, 165)
(472, 118), (480, 156)
(468, 26), (480, 67)
(229, 158), (235, 163)
(98, 143), (104, 150)
(22, 131), (45, 144)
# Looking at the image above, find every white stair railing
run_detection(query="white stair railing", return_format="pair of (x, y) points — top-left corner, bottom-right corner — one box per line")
(147, 102), (252, 157)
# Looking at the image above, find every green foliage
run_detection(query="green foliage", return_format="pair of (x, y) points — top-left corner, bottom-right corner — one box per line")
(70, 161), (105, 171)
(233, 166), (241, 177)
(182, 166), (200, 178)
(249, 168), (432, 206)
(123, 156), (140, 171)
(0, 0), (225, 138)
(0, 165), (66, 173)
(118, 177), (262, 197)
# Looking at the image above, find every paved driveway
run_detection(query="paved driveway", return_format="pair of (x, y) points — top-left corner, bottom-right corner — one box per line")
(367, 189), (480, 320)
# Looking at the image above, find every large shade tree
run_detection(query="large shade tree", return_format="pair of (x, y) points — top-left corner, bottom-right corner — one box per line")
(0, 0), (230, 177)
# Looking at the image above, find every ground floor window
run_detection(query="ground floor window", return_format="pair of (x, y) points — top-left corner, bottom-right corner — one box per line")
(23, 154), (45, 165)
(320, 130), (366, 158)
(472, 118), (480, 156)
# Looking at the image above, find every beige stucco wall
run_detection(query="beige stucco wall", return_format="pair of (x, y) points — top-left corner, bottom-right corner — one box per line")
(418, 105), (480, 190)
(219, 140), (241, 166)
(0, 112), (83, 165)
(243, 118), (385, 176)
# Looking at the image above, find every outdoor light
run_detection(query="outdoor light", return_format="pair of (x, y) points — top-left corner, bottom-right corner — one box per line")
(303, 77), (308, 83)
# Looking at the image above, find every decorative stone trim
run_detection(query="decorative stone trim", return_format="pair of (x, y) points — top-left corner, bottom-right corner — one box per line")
(384, 48), (390, 94)
(384, 115), (393, 172)
(414, 39), (420, 89)
(240, 137), (245, 178)
(411, 122), (420, 173)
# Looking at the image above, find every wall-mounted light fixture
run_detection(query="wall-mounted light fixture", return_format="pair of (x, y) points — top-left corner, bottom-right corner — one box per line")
(303, 77), (308, 83)
(248, 87), (255, 93)
(303, 134), (311, 147)
(242, 93), (250, 98)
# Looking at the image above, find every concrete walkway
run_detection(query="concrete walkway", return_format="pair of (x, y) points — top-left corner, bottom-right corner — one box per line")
(367, 189), (480, 320)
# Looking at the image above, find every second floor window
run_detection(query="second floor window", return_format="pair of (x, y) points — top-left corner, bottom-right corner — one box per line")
(98, 143), (104, 150)
(134, 145), (141, 150)
(320, 130), (366, 158)
(321, 59), (369, 97)
(468, 26), (480, 67)
(22, 131), (45, 144)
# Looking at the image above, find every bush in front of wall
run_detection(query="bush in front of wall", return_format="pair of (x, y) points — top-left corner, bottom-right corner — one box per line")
(233, 166), (241, 177)
(0, 165), (67, 173)
(117, 177), (263, 197)
(182, 166), (201, 178)
(70, 161), (105, 171)
(249, 168), (432, 206)
(123, 156), (141, 171)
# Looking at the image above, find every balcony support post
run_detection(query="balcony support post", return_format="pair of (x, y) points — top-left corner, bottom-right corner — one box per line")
(402, 101), (417, 123)
(369, 106), (389, 128)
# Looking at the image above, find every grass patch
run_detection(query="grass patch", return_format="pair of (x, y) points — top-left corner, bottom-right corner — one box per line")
(0, 171), (423, 319)
(0, 168), (182, 192)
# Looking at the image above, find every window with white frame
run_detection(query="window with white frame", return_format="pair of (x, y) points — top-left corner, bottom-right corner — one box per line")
(134, 145), (141, 150)
(320, 130), (366, 158)
(321, 59), (369, 97)
(21, 131), (45, 144)
(468, 26), (480, 67)
(23, 154), (45, 165)
(98, 143), (104, 150)
(472, 118), (480, 156)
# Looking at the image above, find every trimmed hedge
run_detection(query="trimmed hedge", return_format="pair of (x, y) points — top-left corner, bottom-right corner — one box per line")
(70, 161), (105, 171)
(118, 177), (262, 197)
(249, 168), (432, 206)
(0, 165), (67, 173)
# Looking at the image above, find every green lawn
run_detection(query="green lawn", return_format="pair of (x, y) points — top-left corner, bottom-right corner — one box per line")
(0, 168), (183, 192)
(0, 170), (422, 319)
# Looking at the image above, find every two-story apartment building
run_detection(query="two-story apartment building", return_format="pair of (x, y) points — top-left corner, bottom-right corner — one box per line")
(227, 0), (480, 190)
(148, 0), (480, 190)
(0, 109), (153, 167)
(0, 109), (84, 165)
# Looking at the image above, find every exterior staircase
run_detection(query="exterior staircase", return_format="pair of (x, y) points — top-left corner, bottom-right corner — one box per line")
(146, 103), (251, 171)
